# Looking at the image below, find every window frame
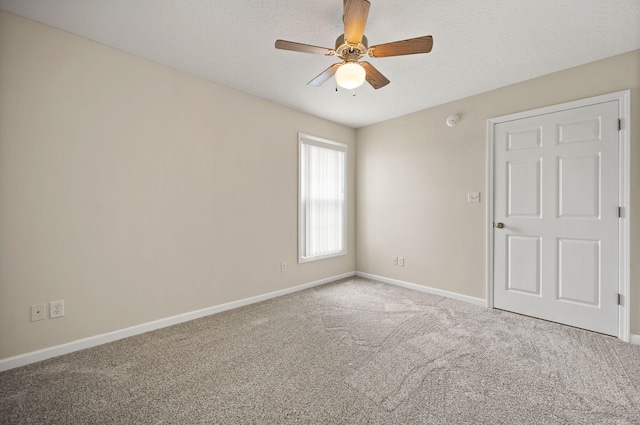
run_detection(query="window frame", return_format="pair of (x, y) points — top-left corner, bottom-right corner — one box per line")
(298, 133), (348, 263)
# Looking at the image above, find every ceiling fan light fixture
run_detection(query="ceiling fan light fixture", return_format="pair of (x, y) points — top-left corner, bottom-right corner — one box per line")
(335, 62), (366, 90)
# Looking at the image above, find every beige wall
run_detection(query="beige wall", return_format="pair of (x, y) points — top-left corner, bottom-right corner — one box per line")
(356, 49), (640, 334)
(2, 11), (638, 362)
(0, 12), (356, 360)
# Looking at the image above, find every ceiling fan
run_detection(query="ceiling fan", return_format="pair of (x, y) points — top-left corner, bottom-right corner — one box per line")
(275, 0), (433, 91)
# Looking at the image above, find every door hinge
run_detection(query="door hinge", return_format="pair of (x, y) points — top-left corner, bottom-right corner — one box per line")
(618, 206), (622, 218)
(618, 118), (622, 131)
(618, 293), (622, 305)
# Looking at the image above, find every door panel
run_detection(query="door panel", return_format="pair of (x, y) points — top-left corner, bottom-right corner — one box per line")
(558, 117), (602, 144)
(507, 159), (541, 217)
(558, 154), (600, 218)
(493, 100), (619, 336)
(557, 238), (599, 305)
(507, 235), (541, 295)
(507, 127), (542, 150)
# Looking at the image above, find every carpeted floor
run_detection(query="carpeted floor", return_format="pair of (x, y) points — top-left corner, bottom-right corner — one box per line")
(1, 277), (639, 424)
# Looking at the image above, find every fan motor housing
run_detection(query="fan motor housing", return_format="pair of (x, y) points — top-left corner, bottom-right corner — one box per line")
(335, 34), (368, 59)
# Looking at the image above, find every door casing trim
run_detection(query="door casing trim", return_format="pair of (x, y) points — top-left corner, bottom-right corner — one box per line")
(486, 90), (631, 342)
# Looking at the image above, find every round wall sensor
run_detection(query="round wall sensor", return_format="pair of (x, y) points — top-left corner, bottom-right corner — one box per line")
(446, 114), (460, 127)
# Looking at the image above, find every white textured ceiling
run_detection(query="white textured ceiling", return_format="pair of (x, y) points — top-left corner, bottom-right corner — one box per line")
(1, 0), (639, 128)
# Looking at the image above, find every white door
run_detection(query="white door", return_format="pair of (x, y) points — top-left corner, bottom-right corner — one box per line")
(493, 100), (620, 336)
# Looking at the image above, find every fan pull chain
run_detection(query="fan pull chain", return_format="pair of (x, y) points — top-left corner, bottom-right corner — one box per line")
(352, 90), (356, 97)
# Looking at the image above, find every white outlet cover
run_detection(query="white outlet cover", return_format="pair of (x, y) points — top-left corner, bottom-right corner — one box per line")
(50, 300), (65, 318)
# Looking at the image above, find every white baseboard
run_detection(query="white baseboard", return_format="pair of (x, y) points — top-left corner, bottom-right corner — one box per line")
(356, 272), (640, 345)
(0, 272), (355, 372)
(2, 271), (633, 372)
(355, 271), (487, 307)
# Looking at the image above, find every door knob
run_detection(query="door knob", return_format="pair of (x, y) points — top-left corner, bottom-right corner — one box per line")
(496, 222), (505, 228)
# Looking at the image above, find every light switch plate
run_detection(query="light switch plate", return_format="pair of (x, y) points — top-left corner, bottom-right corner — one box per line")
(467, 192), (480, 203)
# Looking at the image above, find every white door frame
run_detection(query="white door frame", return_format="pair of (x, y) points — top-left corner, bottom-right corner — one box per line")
(486, 90), (631, 342)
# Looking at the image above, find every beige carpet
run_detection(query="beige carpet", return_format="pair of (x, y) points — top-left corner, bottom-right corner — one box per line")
(1, 277), (639, 424)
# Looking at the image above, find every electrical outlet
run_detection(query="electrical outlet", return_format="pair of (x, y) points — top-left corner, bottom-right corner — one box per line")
(31, 304), (46, 322)
(398, 257), (405, 267)
(393, 256), (398, 265)
(50, 300), (64, 319)
(281, 262), (287, 272)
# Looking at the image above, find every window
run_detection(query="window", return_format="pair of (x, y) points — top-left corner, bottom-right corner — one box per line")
(298, 133), (347, 262)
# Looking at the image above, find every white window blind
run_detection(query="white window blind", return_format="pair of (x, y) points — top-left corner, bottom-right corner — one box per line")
(298, 134), (347, 262)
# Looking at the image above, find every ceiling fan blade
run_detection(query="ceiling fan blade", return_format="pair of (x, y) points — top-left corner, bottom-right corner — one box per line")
(360, 61), (390, 89)
(275, 40), (335, 56)
(343, 0), (370, 44)
(307, 63), (341, 87)
(368, 35), (433, 58)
